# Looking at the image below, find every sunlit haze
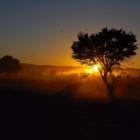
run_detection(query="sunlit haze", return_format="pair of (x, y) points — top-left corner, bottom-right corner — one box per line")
(85, 65), (100, 74)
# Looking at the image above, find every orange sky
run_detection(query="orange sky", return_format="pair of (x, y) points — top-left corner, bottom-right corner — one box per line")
(0, 0), (140, 68)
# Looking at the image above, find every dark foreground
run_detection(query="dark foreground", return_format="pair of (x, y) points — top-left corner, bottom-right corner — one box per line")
(1, 79), (140, 140)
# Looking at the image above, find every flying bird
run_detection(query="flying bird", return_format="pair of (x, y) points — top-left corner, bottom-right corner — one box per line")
(60, 29), (64, 32)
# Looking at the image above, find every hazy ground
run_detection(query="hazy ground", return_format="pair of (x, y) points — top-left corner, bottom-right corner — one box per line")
(0, 72), (140, 140)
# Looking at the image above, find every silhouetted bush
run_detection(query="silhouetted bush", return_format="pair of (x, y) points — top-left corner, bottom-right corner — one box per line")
(0, 55), (21, 78)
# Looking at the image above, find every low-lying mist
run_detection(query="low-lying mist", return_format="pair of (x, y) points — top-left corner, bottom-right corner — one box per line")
(1, 71), (140, 102)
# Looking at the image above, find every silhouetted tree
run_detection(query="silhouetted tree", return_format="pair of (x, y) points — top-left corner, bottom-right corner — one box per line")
(71, 28), (137, 101)
(0, 55), (21, 78)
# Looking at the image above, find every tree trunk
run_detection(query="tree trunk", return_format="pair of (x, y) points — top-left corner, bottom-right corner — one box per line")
(7, 73), (10, 79)
(103, 75), (115, 102)
(107, 84), (115, 102)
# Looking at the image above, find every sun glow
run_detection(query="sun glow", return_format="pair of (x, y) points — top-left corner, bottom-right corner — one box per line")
(85, 65), (100, 74)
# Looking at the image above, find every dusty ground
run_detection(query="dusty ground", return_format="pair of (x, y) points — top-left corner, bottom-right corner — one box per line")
(0, 76), (140, 140)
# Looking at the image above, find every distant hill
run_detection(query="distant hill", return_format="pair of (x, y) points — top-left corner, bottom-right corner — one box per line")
(21, 63), (81, 73)
(121, 68), (140, 76)
(115, 67), (140, 77)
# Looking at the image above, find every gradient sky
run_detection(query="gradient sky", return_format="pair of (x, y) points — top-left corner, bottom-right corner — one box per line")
(0, 0), (140, 67)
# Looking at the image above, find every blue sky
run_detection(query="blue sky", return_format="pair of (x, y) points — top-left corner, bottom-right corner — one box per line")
(0, 0), (140, 67)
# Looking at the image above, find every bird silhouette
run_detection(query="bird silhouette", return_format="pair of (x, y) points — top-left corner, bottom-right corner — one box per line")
(60, 29), (64, 32)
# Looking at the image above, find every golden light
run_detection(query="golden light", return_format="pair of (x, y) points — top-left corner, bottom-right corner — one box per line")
(85, 65), (100, 74)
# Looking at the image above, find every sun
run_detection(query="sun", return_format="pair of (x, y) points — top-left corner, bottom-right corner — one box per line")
(85, 65), (100, 74)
